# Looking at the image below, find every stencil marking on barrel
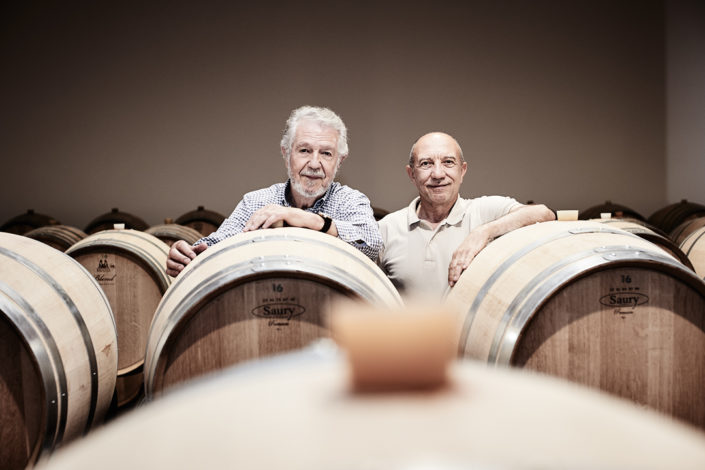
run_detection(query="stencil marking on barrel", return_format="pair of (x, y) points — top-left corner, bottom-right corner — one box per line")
(457, 227), (640, 351)
(493, 249), (690, 365)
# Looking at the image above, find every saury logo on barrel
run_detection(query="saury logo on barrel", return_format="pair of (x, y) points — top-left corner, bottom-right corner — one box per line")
(599, 292), (649, 308)
(251, 303), (306, 320)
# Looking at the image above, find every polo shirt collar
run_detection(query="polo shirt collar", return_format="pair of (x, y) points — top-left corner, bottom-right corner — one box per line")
(407, 196), (464, 228)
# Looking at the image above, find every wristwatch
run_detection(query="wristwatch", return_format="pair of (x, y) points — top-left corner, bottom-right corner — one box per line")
(318, 213), (332, 233)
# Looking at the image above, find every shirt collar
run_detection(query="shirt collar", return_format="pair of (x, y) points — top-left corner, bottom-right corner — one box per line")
(406, 195), (464, 228)
(284, 179), (337, 211)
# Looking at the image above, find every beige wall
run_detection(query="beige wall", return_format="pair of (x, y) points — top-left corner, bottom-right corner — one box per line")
(0, 1), (675, 229)
(667, 0), (705, 205)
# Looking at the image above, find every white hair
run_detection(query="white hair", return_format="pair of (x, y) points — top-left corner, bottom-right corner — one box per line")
(280, 106), (349, 159)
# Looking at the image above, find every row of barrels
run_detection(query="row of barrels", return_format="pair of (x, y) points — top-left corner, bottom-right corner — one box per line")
(0, 205), (395, 239)
(4, 206), (705, 468)
(0, 206), (225, 238)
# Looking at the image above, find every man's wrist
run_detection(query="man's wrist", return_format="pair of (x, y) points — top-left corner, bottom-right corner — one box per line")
(318, 213), (332, 233)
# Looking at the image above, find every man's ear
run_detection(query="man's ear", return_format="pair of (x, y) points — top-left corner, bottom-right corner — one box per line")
(406, 165), (415, 181)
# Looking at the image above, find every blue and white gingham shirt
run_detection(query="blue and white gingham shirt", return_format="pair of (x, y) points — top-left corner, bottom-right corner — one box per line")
(196, 180), (382, 260)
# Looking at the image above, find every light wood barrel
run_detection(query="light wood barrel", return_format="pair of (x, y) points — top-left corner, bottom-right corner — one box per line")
(0, 233), (117, 470)
(66, 229), (171, 406)
(671, 216), (705, 246)
(145, 223), (202, 247)
(680, 226), (705, 279)
(446, 220), (705, 429)
(37, 351), (705, 470)
(590, 218), (694, 270)
(144, 227), (402, 398)
(25, 225), (88, 251)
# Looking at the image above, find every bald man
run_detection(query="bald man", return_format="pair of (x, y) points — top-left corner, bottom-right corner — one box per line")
(377, 132), (555, 298)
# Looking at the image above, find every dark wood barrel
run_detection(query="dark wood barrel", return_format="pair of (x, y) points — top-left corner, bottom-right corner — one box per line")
(648, 199), (705, 235)
(84, 208), (149, 234)
(1, 209), (61, 235)
(37, 353), (705, 470)
(175, 206), (225, 236)
(446, 220), (705, 429)
(24, 225), (88, 251)
(66, 229), (171, 407)
(580, 200), (645, 221)
(590, 218), (694, 270)
(144, 227), (402, 398)
(146, 223), (203, 247)
(680, 227), (705, 279)
(670, 216), (705, 246)
(0, 233), (117, 470)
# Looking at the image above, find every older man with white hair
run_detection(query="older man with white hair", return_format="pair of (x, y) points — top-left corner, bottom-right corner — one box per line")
(167, 105), (381, 277)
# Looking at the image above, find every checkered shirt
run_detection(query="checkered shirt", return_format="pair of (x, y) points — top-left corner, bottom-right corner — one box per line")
(195, 181), (382, 260)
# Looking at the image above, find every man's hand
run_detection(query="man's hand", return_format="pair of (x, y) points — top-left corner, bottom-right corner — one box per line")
(448, 227), (491, 287)
(243, 204), (337, 235)
(166, 240), (208, 277)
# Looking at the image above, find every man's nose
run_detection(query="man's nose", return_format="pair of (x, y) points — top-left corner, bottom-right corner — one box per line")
(308, 151), (322, 168)
(430, 161), (444, 178)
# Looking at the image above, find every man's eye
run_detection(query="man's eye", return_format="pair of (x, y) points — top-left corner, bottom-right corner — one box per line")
(419, 161), (431, 168)
(443, 160), (456, 167)
(299, 148), (310, 153)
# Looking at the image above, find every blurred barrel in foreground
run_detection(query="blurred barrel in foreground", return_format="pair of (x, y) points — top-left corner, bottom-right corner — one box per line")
(591, 218), (694, 270)
(446, 220), (705, 429)
(144, 227), (401, 398)
(648, 199), (705, 235)
(1, 209), (61, 235)
(25, 225), (88, 252)
(66, 229), (170, 407)
(680, 226), (705, 279)
(0, 233), (117, 470)
(580, 200), (645, 221)
(175, 206), (225, 236)
(37, 351), (705, 470)
(84, 208), (149, 235)
(146, 223), (202, 247)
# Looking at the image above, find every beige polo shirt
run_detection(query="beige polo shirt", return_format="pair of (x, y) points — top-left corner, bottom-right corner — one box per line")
(378, 195), (521, 299)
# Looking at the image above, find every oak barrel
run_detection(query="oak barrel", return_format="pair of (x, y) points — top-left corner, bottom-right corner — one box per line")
(680, 226), (705, 279)
(648, 199), (705, 234)
(580, 200), (645, 221)
(25, 225), (88, 252)
(84, 208), (149, 234)
(175, 206), (225, 236)
(145, 223), (202, 247)
(0, 233), (117, 470)
(590, 218), (694, 270)
(671, 216), (705, 246)
(1, 209), (60, 235)
(144, 227), (402, 398)
(37, 350), (705, 470)
(445, 220), (705, 428)
(66, 229), (171, 406)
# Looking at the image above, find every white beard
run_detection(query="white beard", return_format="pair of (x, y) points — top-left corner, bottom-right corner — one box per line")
(288, 160), (339, 199)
